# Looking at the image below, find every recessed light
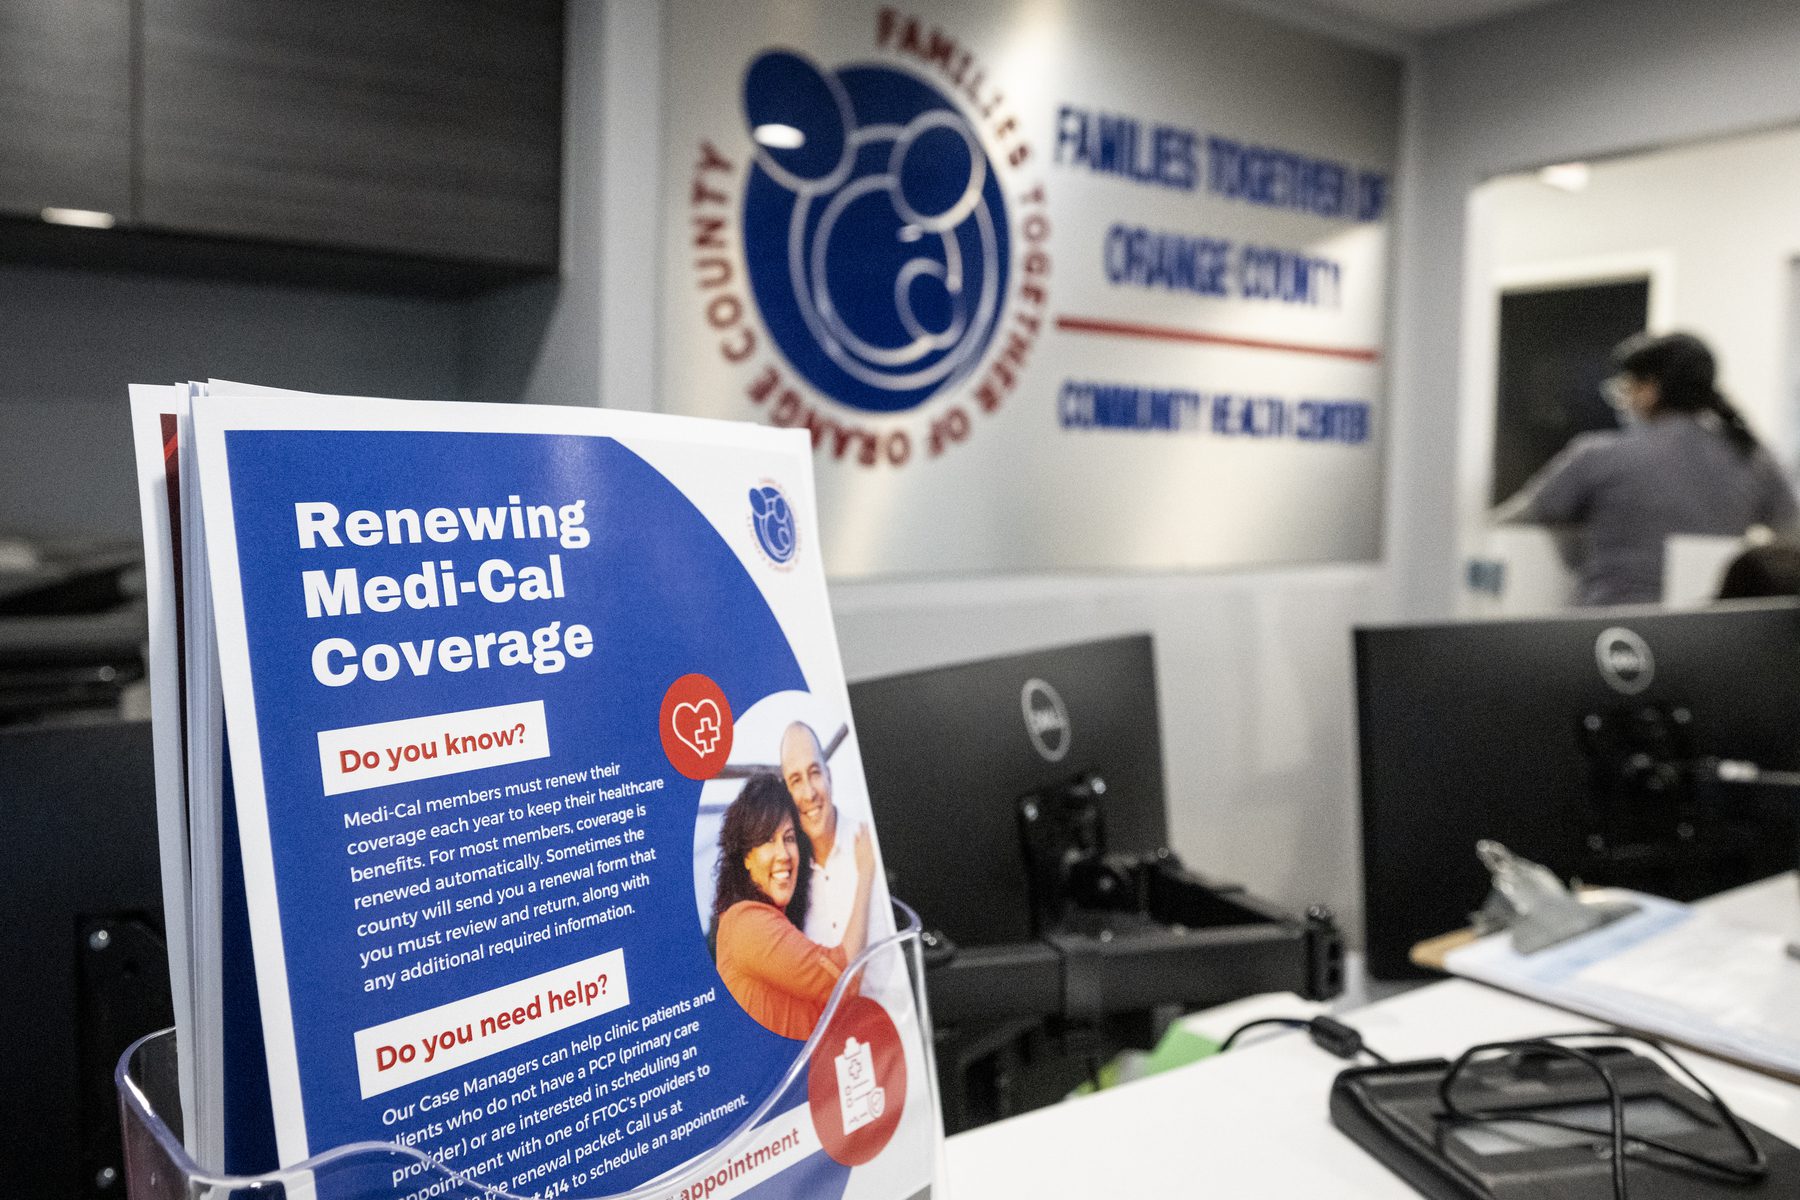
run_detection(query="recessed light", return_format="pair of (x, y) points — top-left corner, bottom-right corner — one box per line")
(41, 207), (117, 229)
(752, 123), (805, 150)
(1536, 162), (1590, 192)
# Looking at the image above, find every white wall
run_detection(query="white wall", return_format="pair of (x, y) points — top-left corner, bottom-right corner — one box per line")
(830, 567), (1383, 934)
(1391, 0), (1800, 619)
(580, 0), (1417, 942)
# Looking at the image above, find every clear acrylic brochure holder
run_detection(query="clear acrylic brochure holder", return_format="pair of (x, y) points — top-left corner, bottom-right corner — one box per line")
(118, 900), (942, 1200)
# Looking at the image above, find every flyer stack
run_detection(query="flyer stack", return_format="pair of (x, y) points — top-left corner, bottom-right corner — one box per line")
(129, 383), (935, 1199)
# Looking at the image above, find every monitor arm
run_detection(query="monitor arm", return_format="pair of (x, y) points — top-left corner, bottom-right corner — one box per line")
(921, 772), (1344, 1029)
(1576, 704), (1799, 885)
(1709, 758), (1800, 791)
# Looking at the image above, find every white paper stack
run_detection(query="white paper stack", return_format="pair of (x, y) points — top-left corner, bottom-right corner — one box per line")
(1446, 889), (1800, 1082)
(127, 382), (938, 1199)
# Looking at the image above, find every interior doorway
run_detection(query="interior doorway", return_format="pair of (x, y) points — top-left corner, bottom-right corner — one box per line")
(1490, 278), (1650, 505)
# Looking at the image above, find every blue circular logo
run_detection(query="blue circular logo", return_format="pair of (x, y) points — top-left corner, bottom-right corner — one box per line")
(748, 484), (797, 564)
(740, 50), (1010, 415)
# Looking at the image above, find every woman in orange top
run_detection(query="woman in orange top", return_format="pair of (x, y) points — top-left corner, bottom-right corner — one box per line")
(710, 773), (876, 1040)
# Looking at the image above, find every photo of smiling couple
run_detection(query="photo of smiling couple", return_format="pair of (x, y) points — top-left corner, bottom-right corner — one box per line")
(705, 717), (883, 1040)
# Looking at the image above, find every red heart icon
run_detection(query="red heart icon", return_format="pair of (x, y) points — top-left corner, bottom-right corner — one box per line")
(660, 674), (733, 780)
(672, 698), (723, 757)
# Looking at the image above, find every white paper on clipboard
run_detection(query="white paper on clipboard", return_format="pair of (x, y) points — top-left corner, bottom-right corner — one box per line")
(1445, 889), (1800, 1081)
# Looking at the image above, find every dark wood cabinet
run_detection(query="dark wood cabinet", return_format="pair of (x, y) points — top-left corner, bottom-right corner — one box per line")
(139, 0), (561, 270)
(0, 0), (132, 219)
(0, 0), (562, 289)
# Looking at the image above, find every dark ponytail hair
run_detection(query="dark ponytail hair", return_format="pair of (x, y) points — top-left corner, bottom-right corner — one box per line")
(707, 773), (812, 958)
(1717, 541), (1800, 600)
(1613, 331), (1759, 456)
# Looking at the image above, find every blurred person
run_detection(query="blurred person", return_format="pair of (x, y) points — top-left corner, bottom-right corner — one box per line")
(1497, 331), (1798, 605)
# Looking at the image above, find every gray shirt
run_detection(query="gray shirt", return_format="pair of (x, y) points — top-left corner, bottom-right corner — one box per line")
(1502, 413), (1798, 606)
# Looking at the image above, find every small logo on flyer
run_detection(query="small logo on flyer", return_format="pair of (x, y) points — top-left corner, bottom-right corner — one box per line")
(660, 674), (734, 780)
(808, 995), (906, 1165)
(748, 482), (799, 567)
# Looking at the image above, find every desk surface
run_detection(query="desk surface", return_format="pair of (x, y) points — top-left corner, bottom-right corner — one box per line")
(943, 874), (1800, 1198)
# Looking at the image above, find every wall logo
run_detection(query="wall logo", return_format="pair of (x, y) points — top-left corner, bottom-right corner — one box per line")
(686, 11), (1049, 469)
(1020, 677), (1070, 762)
(1594, 626), (1654, 695)
(748, 482), (798, 566)
(741, 50), (1009, 414)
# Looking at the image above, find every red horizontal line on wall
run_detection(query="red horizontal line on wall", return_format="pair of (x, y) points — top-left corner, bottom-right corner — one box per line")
(1054, 315), (1382, 363)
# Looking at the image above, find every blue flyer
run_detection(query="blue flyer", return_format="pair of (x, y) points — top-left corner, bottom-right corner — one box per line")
(191, 395), (936, 1200)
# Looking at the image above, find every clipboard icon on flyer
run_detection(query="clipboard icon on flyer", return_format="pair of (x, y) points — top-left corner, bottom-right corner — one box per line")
(836, 1036), (886, 1134)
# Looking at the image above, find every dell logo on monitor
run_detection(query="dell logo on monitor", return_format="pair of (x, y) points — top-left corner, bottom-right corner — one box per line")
(1595, 626), (1655, 695)
(1020, 678), (1071, 762)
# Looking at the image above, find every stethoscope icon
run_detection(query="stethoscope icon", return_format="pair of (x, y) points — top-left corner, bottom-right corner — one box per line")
(743, 50), (1003, 395)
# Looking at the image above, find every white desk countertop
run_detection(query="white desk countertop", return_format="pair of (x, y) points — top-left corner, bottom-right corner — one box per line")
(943, 874), (1800, 1198)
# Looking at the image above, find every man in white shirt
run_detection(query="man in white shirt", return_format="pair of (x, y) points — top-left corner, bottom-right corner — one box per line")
(780, 721), (864, 945)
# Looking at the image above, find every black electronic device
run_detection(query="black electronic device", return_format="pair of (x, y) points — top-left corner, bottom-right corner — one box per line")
(1331, 1040), (1800, 1198)
(851, 634), (1343, 1131)
(1356, 602), (1800, 980)
(0, 720), (173, 1198)
(854, 636), (1170, 949)
(0, 547), (148, 728)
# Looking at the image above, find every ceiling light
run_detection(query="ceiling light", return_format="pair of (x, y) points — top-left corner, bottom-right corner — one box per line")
(41, 207), (117, 229)
(1536, 162), (1590, 192)
(752, 123), (805, 150)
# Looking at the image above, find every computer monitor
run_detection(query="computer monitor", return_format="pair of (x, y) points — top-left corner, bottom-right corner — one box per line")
(852, 635), (1344, 1132)
(849, 634), (1169, 948)
(1, 719), (172, 1197)
(1356, 601), (1800, 979)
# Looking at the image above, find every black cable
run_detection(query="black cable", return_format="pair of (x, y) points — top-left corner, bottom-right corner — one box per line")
(1618, 1033), (1767, 1179)
(1518, 1034), (1762, 1182)
(1218, 1017), (1310, 1052)
(1312, 1016), (1390, 1064)
(1220, 1018), (1766, 1200)
(1435, 1032), (1769, 1200)
(1439, 1038), (1628, 1199)
(1218, 1015), (1389, 1063)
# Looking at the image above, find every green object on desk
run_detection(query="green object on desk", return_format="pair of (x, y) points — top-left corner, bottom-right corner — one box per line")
(1146, 1027), (1223, 1072)
(1069, 1026), (1223, 1095)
